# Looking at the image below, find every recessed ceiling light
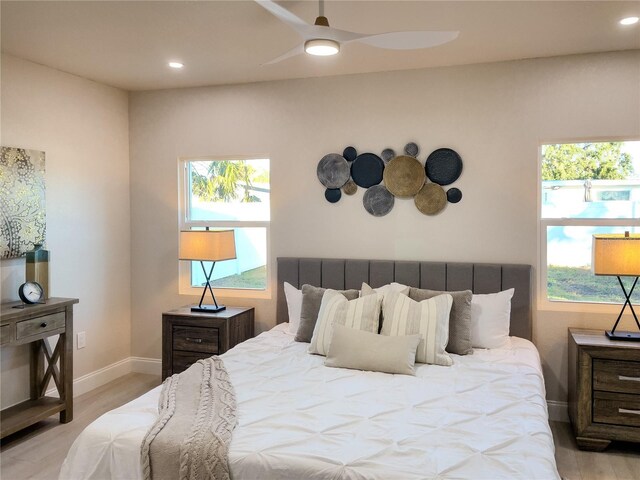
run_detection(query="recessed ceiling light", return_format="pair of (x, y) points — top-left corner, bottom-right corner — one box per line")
(620, 16), (639, 25)
(304, 39), (340, 56)
(168, 61), (184, 69)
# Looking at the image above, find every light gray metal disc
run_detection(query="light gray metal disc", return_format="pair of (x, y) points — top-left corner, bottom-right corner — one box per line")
(404, 142), (419, 157)
(317, 153), (350, 189)
(381, 148), (396, 163)
(363, 185), (395, 217)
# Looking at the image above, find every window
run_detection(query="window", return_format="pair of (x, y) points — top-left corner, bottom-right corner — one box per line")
(540, 141), (640, 305)
(179, 157), (270, 295)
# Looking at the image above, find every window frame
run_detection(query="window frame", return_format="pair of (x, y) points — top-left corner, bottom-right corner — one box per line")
(537, 138), (640, 312)
(177, 155), (271, 300)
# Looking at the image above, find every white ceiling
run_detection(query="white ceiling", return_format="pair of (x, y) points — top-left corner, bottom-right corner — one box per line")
(2, 1), (639, 91)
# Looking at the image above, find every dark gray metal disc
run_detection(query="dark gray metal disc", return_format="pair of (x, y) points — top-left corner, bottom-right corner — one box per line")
(363, 185), (395, 217)
(381, 148), (396, 163)
(317, 153), (350, 189)
(426, 148), (463, 185)
(351, 152), (384, 188)
(404, 142), (419, 157)
(447, 187), (463, 203)
(325, 188), (341, 203)
(343, 146), (357, 162)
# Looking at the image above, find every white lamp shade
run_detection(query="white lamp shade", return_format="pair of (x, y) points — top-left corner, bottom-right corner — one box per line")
(592, 233), (640, 276)
(179, 230), (236, 262)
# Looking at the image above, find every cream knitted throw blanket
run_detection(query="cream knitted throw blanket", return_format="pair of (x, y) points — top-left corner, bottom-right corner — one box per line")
(141, 357), (237, 480)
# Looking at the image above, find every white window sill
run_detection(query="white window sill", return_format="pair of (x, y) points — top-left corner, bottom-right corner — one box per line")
(179, 285), (272, 300)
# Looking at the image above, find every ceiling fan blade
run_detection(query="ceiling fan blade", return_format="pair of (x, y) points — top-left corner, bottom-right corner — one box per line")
(356, 31), (459, 50)
(256, 0), (311, 37)
(262, 44), (305, 65)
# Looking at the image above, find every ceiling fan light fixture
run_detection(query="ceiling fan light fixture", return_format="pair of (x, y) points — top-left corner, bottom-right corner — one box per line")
(304, 38), (340, 56)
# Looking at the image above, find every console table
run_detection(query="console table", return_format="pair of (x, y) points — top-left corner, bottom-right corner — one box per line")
(0, 297), (78, 438)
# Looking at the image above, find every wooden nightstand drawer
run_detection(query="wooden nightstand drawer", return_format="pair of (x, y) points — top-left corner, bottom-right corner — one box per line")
(16, 312), (65, 340)
(594, 391), (640, 427)
(594, 359), (640, 394)
(173, 326), (219, 354)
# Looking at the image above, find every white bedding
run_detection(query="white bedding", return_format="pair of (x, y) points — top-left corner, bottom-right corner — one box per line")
(61, 324), (559, 480)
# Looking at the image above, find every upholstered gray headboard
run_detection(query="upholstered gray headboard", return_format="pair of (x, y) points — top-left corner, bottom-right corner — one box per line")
(276, 257), (532, 341)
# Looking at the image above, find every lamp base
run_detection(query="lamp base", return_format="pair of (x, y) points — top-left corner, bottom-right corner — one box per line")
(191, 305), (226, 313)
(605, 330), (640, 341)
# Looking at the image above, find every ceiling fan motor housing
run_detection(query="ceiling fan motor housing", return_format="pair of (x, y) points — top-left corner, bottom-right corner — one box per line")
(314, 16), (329, 27)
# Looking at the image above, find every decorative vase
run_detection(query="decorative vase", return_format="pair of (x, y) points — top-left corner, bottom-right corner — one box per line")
(26, 243), (49, 299)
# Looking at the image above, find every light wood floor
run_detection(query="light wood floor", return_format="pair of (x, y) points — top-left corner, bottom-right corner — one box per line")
(1, 373), (639, 479)
(1, 373), (161, 480)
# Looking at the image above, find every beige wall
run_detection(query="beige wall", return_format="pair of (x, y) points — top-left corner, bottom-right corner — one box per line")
(0, 54), (131, 408)
(129, 50), (639, 403)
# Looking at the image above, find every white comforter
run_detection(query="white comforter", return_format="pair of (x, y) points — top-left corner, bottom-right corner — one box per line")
(61, 324), (559, 480)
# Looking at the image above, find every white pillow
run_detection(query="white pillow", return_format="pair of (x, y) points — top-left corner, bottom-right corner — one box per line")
(309, 289), (382, 356)
(283, 282), (302, 336)
(381, 291), (453, 366)
(470, 288), (515, 349)
(361, 282), (410, 297)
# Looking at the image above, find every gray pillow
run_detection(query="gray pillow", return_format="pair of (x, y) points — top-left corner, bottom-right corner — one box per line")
(294, 284), (360, 343)
(325, 324), (421, 376)
(408, 287), (473, 355)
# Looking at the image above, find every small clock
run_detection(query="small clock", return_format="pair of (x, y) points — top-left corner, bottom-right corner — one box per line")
(18, 281), (44, 305)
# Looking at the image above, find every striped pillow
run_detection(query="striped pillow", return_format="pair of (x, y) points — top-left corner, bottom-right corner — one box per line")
(381, 291), (453, 366)
(309, 289), (383, 356)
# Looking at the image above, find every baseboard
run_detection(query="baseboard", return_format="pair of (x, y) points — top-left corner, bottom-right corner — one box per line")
(547, 400), (569, 422)
(46, 356), (133, 398)
(45, 356), (161, 398)
(130, 356), (162, 376)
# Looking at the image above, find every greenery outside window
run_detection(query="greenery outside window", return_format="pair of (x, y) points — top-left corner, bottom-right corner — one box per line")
(540, 141), (639, 305)
(179, 157), (270, 296)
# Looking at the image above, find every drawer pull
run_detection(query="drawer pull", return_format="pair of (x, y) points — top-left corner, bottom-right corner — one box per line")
(185, 337), (203, 344)
(619, 408), (640, 416)
(619, 375), (640, 382)
(40, 322), (47, 328)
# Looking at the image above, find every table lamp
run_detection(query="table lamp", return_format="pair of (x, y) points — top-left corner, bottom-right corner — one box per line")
(592, 231), (640, 341)
(179, 229), (236, 313)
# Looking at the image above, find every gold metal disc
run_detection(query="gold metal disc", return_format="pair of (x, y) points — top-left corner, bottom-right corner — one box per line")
(342, 179), (357, 195)
(414, 183), (447, 215)
(383, 155), (425, 197)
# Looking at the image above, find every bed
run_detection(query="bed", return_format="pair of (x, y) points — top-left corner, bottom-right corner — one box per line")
(60, 258), (559, 480)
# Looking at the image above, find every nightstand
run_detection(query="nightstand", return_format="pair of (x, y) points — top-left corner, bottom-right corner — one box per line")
(162, 306), (254, 380)
(568, 328), (640, 451)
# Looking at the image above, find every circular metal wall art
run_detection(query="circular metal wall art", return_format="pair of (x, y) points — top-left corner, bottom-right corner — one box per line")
(342, 179), (358, 195)
(447, 187), (463, 203)
(425, 148), (463, 186)
(325, 188), (342, 203)
(351, 153), (384, 188)
(343, 146), (357, 162)
(363, 185), (394, 217)
(317, 153), (350, 189)
(383, 155), (425, 197)
(415, 183), (447, 215)
(381, 148), (396, 163)
(404, 142), (419, 157)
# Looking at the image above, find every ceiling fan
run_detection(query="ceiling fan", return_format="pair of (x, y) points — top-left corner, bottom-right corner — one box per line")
(256, 0), (459, 65)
